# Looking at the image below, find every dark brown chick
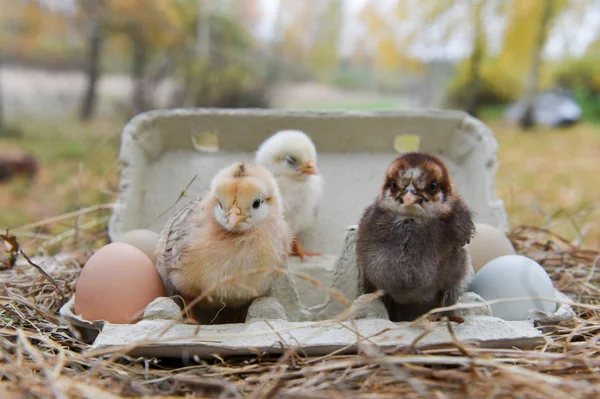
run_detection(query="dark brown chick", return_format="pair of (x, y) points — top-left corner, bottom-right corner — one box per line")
(356, 152), (475, 322)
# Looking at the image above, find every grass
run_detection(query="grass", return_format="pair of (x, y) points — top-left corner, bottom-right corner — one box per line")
(574, 88), (600, 125)
(493, 122), (600, 248)
(287, 99), (403, 111)
(0, 118), (122, 234)
(478, 104), (507, 121)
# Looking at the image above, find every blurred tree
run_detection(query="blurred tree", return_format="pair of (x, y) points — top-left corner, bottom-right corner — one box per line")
(78, 0), (105, 121)
(488, 0), (600, 128)
(231, 0), (263, 34)
(513, 0), (565, 129)
(277, 0), (343, 79)
(196, 0), (212, 58)
(265, 0), (285, 83)
(308, 0), (343, 78)
(176, 12), (271, 108)
(0, 56), (4, 134)
(359, 0), (597, 119)
(0, 0), (272, 121)
(360, 0), (494, 112)
(278, 0), (318, 66)
(552, 36), (600, 122)
(499, 0), (565, 73)
(103, 0), (189, 113)
(462, 0), (486, 116)
(0, 0), (79, 68)
(0, 1), (24, 133)
(0, 0), (75, 132)
(359, 1), (426, 74)
(446, 57), (523, 108)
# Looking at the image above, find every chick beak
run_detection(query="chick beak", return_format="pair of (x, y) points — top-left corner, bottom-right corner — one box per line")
(300, 162), (319, 175)
(402, 190), (421, 206)
(227, 206), (248, 227)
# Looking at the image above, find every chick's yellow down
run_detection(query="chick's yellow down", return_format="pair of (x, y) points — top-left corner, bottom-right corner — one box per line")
(155, 163), (292, 323)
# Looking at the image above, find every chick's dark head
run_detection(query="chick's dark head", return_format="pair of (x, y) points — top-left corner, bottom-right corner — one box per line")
(379, 152), (454, 218)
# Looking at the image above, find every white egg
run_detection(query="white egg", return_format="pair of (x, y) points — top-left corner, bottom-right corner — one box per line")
(467, 223), (515, 273)
(469, 255), (557, 321)
(117, 229), (159, 264)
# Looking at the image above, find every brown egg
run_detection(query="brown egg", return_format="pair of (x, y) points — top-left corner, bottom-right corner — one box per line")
(74, 243), (166, 324)
(117, 229), (159, 264)
(467, 223), (516, 274)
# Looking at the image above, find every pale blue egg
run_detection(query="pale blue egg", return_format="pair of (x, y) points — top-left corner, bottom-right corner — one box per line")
(469, 255), (556, 320)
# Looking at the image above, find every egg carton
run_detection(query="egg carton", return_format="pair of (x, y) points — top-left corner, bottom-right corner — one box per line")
(59, 229), (573, 355)
(59, 108), (574, 356)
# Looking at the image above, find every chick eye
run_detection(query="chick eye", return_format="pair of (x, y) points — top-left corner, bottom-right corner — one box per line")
(427, 180), (438, 195)
(252, 199), (262, 209)
(218, 201), (223, 209)
(285, 156), (297, 165)
(388, 181), (398, 192)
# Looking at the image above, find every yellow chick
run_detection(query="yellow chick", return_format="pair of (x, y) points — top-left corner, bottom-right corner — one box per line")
(155, 162), (292, 324)
(255, 130), (325, 260)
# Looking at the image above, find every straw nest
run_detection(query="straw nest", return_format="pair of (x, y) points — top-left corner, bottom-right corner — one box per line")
(1, 208), (599, 399)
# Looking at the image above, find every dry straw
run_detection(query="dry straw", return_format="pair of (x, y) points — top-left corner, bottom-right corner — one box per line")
(1, 211), (600, 398)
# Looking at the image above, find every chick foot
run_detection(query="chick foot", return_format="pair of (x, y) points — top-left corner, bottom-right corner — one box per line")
(290, 237), (321, 261)
(427, 313), (465, 324)
(427, 290), (465, 324)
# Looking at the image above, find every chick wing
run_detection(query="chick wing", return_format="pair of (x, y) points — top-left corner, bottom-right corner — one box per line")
(155, 195), (204, 297)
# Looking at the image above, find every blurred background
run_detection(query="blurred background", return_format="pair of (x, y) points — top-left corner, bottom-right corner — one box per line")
(1, 0), (599, 248)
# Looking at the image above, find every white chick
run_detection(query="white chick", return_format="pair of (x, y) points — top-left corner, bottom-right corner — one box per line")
(155, 162), (292, 324)
(255, 129), (324, 260)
